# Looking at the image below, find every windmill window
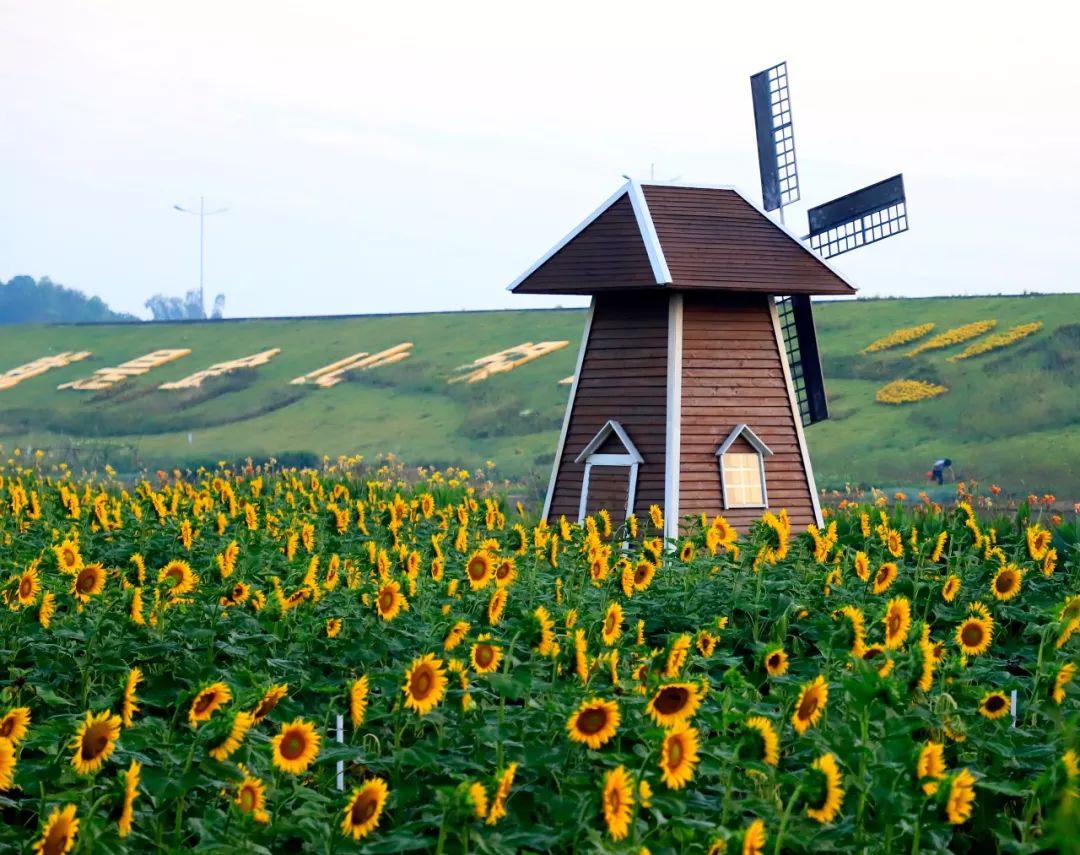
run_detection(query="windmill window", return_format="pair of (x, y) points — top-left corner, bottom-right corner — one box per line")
(715, 424), (773, 510)
(574, 420), (643, 524)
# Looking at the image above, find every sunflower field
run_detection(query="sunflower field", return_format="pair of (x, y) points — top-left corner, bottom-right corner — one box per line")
(0, 461), (1078, 855)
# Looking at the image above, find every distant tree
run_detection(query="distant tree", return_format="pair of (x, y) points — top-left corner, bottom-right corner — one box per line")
(0, 275), (137, 324)
(144, 289), (226, 321)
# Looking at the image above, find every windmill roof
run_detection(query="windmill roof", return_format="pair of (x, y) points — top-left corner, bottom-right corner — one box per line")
(509, 181), (857, 297)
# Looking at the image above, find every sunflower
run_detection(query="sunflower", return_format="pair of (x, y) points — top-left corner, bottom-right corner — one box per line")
(39, 591), (56, 628)
(883, 596), (912, 650)
(853, 551), (870, 581)
(210, 710), (255, 761)
(468, 782), (489, 818)
(486, 761), (518, 825)
(871, 562), (897, 594)
(1053, 662), (1076, 704)
(1027, 524), (1051, 560)
(402, 653), (447, 715)
(991, 565), (1023, 602)
(659, 723), (700, 789)
(70, 710), (121, 775)
(122, 668), (142, 728)
(917, 741), (946, 795)
(235, 771), (270, 823)
(470, 635), (503, 674)
(696, 630), (717, 657)
(117, 759), (141, 837)
(646, 682), (702, 728)
(945, 768), (976, 824)
(17, 567), (40, 606)
(956, 614), (993, 656)
(157, 560), (197, 596)
(805, 752), (844, 823)
(444, 620), (471, 651)
(644, 537), (664, 562)
(271, 717), (321, 774)
(465, 551), (494, 590)
(665, 634), (692, 678)
(71, 563), (106, 603)
(744, 715), (781, 766)
(567, 698), (620, 749)
(602, 602), (624, 646)
(251, 683), (288, 724)
(678, 541), (696, 562)
(885, 528), (904, 558)
(376, 580), (406, 621)
(942, 575), (960, 603)
(917, 635), (936, 692)
(494, 558), (517, 588)
(765, 648), (789, 677)
(979, 691), (1010, 720)
(535, 605), (557, 655)
(326, 618), (342, 638)
(32, 803), (79, 855)
(791, 675), (828, 735)
(742, 818), (767, 855)
(629, 560), (656, 594)
(858, 644), (894, 677)
(601, 765), (634, 841)
(341, 777), (389, 841)
(53, 540), (82, 575)
(0, 707), (30, 744)
(833, 605), (867, 656)
(189, 682), (232, 727)
(649, 505), (664, 529)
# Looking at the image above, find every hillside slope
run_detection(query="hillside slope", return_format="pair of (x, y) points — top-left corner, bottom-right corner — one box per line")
(0, 294), (1077, 500)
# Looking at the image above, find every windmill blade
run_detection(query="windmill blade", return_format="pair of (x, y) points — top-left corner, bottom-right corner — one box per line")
(807, 174), (908, 258)
(775, 295), (828, 426)
(750, 61), (800, 212)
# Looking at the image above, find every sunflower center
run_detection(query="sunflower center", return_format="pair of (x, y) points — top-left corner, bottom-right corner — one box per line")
(768, 654), (781, 669)
(887, 613), (902, 636)
(411, 668), (433, 699)
(19, 577), (32, 597)
(496, 562), (511, 580)
(61, 549), (77, 567)
(43, 825), (70, 855)
(634, 566), (649, 584)
(351, 793), (378, 824)
(985, 695), (1006, 713)
(961, 623), (984, 647)
(606, 788), (622, 812)
(379, 591), (394, 611)
(233, 585), (245, 598)
(281, 732), (307, 760)
(605, 614), (616, 633)
(239, 786), (256, 811)
(467, 559), (487, 580)
(165, 568), (183, 586)
(577, 708), (609, 734)
(81, 725), (110, 760)
(0, 719), (11, 738)
(996, 573), (1017, 593)
(76, 571), (96, 594)
(255, 697), (278, 719)
(653, 687), (689, 715)
(798, 691), (820, 720)
(667, 738), (684, 767)
(875, 568), (889, 585)
(194, 692), (218, 714)
(475, 645), (494, 667)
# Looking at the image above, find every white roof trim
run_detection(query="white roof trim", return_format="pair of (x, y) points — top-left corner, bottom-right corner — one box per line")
(575, 420), (643, 464)
(507, 180), (671, 292)
(627, 180), (672, 284)
(716, 423), (774, 458)
(639, 181), (859, 293)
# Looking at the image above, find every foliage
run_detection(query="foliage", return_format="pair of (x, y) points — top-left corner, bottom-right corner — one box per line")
(144, 290), (225, 321)
(949, 322), (1044, 362)
(862, 323), (935, 354)
(0, 459), (1077, 853)
(875, 379), (949, 405)
(906, 321), (997, 357)
(0, 276), (136, 325)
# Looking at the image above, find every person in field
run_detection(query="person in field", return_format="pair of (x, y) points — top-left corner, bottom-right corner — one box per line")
(929, 458), (953, 485)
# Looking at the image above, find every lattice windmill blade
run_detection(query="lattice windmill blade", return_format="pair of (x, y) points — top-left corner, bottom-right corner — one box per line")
(775, 295), (829, 427)
(750, 61), (800, 213)
(807, 174), (909, 258)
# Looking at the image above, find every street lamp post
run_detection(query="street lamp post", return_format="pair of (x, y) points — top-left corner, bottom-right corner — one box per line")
(173, 196), (228, 318)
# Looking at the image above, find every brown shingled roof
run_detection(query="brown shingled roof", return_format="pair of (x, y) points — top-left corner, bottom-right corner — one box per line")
(509, 182), (857, 297)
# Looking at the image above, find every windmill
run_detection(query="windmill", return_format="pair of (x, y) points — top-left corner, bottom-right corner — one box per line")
(751, 60), (910, 427)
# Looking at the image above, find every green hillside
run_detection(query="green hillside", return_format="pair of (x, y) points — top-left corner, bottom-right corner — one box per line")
(1, 294), (1078, 501)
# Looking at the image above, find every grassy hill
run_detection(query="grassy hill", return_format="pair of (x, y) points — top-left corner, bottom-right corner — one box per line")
(1, 294), (1078, 502)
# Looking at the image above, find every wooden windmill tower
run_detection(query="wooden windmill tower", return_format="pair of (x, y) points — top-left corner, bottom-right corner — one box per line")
(510, 62), (909, 541)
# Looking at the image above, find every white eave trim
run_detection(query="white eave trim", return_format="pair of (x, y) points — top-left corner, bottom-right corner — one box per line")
(574, 419), (643, 464)
(715, 423), (774, 458)
(507, 180), (671, 292)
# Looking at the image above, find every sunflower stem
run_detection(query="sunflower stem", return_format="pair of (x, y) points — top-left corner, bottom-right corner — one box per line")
(910, 813), (921, 854)
(772, 784), (802, 855)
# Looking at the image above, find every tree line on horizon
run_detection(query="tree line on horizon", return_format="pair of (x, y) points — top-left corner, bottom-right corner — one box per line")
(0, 276), (225, 324)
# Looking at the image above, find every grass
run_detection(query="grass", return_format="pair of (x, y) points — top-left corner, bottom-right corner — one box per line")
(1, 294), (1078, 498)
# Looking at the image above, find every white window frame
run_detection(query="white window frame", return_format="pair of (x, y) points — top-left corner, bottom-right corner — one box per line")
(715, 423), (773, 510)
(574, 420), (644, 523)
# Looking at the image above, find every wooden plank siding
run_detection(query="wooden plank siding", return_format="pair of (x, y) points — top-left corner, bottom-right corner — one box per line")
(547, 292), (668, 522)
(583, 468), (631, 519)
(512, 194), (657, 295)
(677, 292), (817, 529)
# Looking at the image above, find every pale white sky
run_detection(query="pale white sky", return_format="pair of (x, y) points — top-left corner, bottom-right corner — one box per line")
(2, 1), (1077, 318)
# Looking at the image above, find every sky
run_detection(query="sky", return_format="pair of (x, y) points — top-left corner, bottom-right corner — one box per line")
(2, 1), (1078, 319)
